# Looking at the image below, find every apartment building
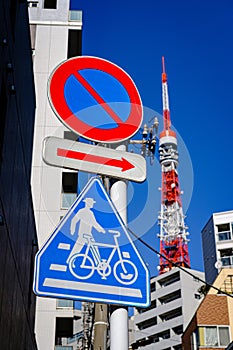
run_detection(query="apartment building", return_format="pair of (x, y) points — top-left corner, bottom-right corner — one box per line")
(130, 267), (205, 350)
(202, 210), (233, 284)
(28, 1), (83, 349)
(182, 268), (233, 349)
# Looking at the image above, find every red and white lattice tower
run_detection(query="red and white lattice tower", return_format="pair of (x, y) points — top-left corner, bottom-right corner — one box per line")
(158, 57), (190, 274)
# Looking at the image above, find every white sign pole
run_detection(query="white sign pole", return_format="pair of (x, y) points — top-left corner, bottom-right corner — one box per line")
(110, 143), (128, 350)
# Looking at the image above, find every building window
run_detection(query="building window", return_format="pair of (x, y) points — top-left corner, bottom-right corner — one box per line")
(191, 330), (198, 350)
(30, 24), (36, 50)
(158, 271), (180, 287)
(136, 299), (156, 314)
(159, 307), (182, 322)
(69, 10), (82, 22)
(44, 0), (57, 9)
(205, 327), (218, 346)
(220, 248), (233, 267)
(28, 1), (39, 7)
(198, 326), (230, 347)
(217, 223), (230, 232)
(151, 281), (156, 292)
(159, 289), (181, 304)
(151, 330), (170, 342)
(55, 317), (73, 346)
(173, 346), (182, 350)
(217, 223), (231, 241)
(137, 316), (157, 330)
(29, 24), (37, 61)
(194, 293), (201, 300)
(64, 131), (78, 141)
(57, 299), (74, 308)
(219, 326), (230, 346)
(61, 172), (78, 209)
(67, 29), (82, 58)
(218, 231), (231, 241)
(172, 325), (183, 335)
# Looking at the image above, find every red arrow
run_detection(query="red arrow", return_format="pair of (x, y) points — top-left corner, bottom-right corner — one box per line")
(57, 148), (135, 172)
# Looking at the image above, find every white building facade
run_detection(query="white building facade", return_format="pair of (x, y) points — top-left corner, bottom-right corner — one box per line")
(28, 1), (83, 349)
(202, 210), (233, 284)
(130, 268), (205, 350)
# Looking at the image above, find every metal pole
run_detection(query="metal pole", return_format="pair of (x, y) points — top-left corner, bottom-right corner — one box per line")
(93, 303), (108, 350)
(93, 177), (109, 350)
(110, 306), (128, 350)
(110, 143), (128, 350)
(82, 302), (93, 350)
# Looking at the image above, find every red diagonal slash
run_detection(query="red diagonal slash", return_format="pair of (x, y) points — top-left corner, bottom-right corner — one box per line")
(57, 148), (135, 172)
(73, 71), (123, 125)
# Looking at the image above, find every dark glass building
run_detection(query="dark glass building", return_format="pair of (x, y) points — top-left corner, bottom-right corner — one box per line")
(0, 0), (38, 349)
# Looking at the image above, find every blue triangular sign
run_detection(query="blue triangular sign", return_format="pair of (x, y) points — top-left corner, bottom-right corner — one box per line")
(33, 177), (150, 307)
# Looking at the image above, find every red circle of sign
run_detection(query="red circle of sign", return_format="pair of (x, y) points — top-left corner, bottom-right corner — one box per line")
(48, 56), (143, 143)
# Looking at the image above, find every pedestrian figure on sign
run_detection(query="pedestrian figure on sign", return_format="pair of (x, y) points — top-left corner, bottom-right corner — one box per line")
(66, 197), (105, 263)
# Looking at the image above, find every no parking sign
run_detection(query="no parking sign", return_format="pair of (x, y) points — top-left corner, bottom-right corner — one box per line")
(48, 56), (143, 143)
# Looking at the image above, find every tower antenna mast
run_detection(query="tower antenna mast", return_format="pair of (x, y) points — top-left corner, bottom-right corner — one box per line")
(158, 57), (190, 274)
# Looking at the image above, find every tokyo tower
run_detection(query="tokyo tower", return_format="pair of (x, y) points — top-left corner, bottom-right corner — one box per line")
(158, 57), (190, 274)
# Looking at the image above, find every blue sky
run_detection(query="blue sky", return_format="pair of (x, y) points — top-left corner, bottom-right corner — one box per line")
(70, 0), (233, 277)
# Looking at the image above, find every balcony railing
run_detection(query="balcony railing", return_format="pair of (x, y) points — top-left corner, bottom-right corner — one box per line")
(67, 331), (83, 344)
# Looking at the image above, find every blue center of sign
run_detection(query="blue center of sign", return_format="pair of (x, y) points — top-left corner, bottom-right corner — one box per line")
(64, 69), (131, 129)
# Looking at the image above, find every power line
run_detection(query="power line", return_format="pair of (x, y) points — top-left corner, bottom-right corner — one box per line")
(127, 227), (233, 299)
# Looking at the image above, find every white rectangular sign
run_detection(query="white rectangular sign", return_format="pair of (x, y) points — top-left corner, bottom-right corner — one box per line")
(42, 137), (146, 182)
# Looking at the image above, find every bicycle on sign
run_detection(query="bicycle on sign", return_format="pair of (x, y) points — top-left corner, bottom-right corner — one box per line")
(69, 230), (138, 285)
